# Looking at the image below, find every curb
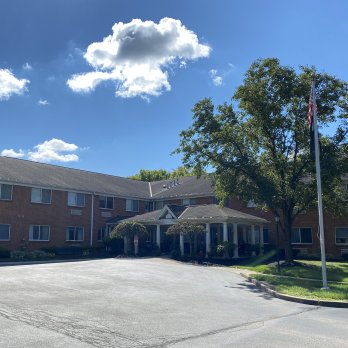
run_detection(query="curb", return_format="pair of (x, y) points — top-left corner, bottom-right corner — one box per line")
(0, 258), (104, 267)
(241, 274), (348, 308)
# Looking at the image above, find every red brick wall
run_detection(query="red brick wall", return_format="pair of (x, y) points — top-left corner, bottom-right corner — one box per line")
(0, 185), (147, 251)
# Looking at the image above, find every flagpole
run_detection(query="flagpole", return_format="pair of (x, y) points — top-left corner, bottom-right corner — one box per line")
(311, 75), (329, 290)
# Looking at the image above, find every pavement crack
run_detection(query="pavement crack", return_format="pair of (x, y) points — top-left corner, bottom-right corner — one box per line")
(151, 306), (320, 347)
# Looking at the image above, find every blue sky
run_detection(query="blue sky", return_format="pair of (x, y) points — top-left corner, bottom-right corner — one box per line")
(0, 0), (347, 177)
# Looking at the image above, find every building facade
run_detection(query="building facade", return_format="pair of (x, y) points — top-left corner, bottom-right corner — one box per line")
(0, 156), (347, 258)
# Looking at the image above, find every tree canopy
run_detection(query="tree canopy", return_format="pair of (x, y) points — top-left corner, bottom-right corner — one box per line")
(129, 166), (196, 182)
(110, 221), (147, 239)
(176, 58), (348, 261)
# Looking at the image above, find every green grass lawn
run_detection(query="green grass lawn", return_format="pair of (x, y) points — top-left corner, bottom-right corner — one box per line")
(233, 260), (348, 301)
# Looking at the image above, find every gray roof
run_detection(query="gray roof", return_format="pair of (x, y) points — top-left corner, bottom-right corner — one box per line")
(0, 156), (214, 200)
(149, 176), (214, 199)
(0, 156), (149, 198)
(121, 204), (269, 225)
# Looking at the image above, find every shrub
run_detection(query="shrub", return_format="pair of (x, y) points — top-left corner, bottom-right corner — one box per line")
(0, 246), (10, 258)
(170, 249), (181, 260)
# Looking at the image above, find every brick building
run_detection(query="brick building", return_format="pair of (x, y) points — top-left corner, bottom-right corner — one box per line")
(0, 156), (347, 258)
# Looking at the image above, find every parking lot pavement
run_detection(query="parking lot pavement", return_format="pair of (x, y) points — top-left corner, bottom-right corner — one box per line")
(0, 258), (347, 347)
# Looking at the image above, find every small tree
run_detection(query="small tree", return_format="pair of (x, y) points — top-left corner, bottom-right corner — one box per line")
(110, 221), (147, 256)
(166, 221), (205, 256)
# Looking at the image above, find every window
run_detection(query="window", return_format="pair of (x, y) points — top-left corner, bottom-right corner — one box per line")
(68, 192), (85, 207)
(31, 188), (52, 204)
(126, 199), (139, 212)
(336, 227), (348, 244)
(99, 196), (114, 209)
(291, 227), (312, 244)
(0, 184), (12, 200)
(145, 201), (154, 212)
(29, 225), (50, 241)
(98, 227), (108, 241)
(0, 224), (10, 240)
(66, 226), (84, 241)
(155, 201), (164, 210)
(263, 228), (269, 244)
(182, 198), (197, 206)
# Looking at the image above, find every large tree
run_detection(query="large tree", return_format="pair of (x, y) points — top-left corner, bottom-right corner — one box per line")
(129, 166), (196, 182)
(176, 58), (348, 262)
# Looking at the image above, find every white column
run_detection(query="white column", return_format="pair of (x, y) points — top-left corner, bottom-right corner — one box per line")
(233, 222), (239, 258)
(223, 222), (228, 242)
(123, 236), (128, 255)
(156, 224), (161, 248)
(251, 225), (256, 256)
(134, 235), (139, 256)
(180, 233), (184, 256)
(259, 225), (264, 255)
(205, 223), (211, 257)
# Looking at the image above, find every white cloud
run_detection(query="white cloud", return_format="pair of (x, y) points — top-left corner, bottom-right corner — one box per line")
(28, 139), (79, 163)
(1, 149), (25, 158)
(210, 69), (223, 86)
(22, 62), (32, 71)
(38, 99), (50, 106)
(0, 69), (30, 100)
(67, 17), (210, 99)
(1, 139), (81, 163)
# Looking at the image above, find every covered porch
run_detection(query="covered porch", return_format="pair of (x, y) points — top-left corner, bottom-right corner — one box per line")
(118, 204), (269, 258)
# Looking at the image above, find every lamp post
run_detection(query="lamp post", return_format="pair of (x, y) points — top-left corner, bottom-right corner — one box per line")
(275, 216), (280, 272)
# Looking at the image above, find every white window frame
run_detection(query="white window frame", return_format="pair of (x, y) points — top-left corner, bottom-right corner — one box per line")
(291, 227), (313, 244)
(99, 196), (114, 210)
(335, 227), (348, 245)
(65, 226), (84, 242)
(0, 223), (10, 241)
(68, 192), (85, 207)
(97, 227), (109, 241)
(126, 199), (139, 212)
(29, 225), (50, 241)
(31, 188), (52, 204)
(0, 183), (13, 200)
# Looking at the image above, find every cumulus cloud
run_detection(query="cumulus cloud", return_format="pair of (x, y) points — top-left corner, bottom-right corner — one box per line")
(67, 17), (210, 99)
(22, 62), (32, 71)
(1, 149), (25, 158)
(210, 69), (223, 86)
(38, 99), (50, 106)
(0, 69), (30, 100)
(1, 139), (81, 163)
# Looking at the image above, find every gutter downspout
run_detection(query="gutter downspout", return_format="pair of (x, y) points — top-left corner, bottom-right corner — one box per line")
(90, 192), (95, 247)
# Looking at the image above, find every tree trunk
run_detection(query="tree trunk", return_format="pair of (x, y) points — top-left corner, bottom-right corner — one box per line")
(134, 235), (139, 256)
(282, 210), (294, 263)
(123, 236), (128, 255)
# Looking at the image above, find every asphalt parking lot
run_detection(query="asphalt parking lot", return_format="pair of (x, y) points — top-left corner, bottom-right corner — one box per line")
(0, 258), (347, 347)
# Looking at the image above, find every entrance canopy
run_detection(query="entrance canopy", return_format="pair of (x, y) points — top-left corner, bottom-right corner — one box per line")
(119, 204), (269, 225)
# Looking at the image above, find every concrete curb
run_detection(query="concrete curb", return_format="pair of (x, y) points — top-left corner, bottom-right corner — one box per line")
(0, 258), (103, 267)
(241, 274), (348, 308)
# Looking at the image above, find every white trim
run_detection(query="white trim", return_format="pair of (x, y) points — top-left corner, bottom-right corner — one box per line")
(29, 225), (50, 241)
(65, 226), (84, 241)
(126, 199), (140, 212)
(291, 227), (313, 244)
(99, 195), (114, 210)
(0, 183), (13, 201)
(67, 191), (85, 207)
(31, 187), (52, 204)
(335, 227), (348, 245)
